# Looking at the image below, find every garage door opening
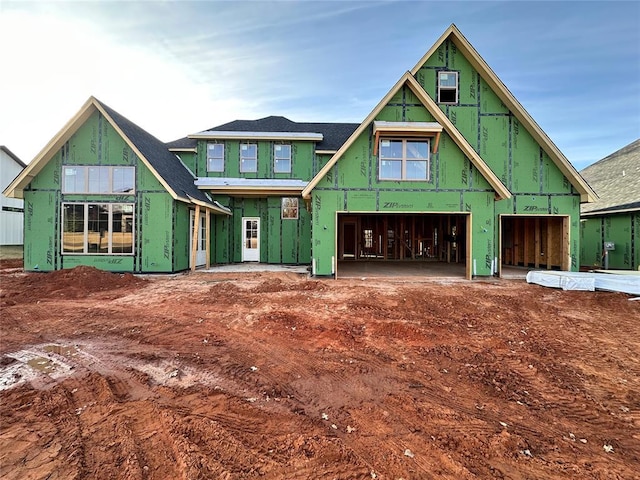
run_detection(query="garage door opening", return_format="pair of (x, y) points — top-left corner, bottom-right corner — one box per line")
(500, 215), (569, 276)
(337, 213), (470, 278)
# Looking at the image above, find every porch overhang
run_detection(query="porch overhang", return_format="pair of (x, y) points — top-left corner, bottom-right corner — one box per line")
(195, 177), (307, 197)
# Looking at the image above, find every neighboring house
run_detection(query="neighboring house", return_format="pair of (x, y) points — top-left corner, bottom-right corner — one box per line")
(4, 24), (596, 276)
(579, 140), (640, 270)
(1, 146), (26, 246)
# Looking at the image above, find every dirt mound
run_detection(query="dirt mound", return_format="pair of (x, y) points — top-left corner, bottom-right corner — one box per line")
(0, 266), (147, 305)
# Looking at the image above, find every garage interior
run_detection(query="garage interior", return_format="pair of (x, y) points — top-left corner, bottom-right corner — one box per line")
(500, 215), (569, 272)
(337, 213), (468, 277)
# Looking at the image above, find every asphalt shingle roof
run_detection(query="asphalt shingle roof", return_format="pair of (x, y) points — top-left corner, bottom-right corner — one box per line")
(96, 100), (213, 206)
(168, 116), (359, 152)
(580, 139), (640, 215)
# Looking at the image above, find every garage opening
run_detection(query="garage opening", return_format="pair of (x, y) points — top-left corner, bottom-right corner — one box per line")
(337, 213), (470, 278)
(500, 215), (569, 275)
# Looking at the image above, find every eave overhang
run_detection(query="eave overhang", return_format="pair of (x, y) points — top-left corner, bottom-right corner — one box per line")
(168, 147), (197, 153)
(188, 131), (323, 142)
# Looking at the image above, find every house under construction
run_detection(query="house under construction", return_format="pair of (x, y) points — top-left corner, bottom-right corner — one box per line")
(4, 24), (597, 278)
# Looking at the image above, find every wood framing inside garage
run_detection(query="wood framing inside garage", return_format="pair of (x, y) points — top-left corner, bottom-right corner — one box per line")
(499, 214), (570, 274)
(336, 212), (472, 279)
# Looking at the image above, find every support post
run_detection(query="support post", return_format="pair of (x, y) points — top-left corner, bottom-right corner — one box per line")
(205, 208), (211, 269)
(190, 204), (200, 272)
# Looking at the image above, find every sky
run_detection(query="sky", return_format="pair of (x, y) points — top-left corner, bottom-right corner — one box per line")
(1, 1), (639, 171)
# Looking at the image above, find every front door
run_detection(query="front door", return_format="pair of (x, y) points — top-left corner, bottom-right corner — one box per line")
(190, 211), (207, 267)
(242, 217), (260, 262)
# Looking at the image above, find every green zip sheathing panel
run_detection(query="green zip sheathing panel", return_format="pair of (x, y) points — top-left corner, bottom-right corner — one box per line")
(194, 140), (314, 180)
(140, 193), (175, 272)
(580, 218), (603, 268)
(23, 191), (58, 271)
(22, 110), (184, 273)
(409, 37), (581, 271)
(581, 213), (639, 270)
(173, 201), (191, 272)
(177, 151), (197, 176)
(210, 196), (310, 265)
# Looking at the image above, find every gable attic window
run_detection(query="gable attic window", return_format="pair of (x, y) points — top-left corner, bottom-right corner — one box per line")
(240, 144), (257, 173)
(438, 71), (458, 104)
(207, 143), (224, 172)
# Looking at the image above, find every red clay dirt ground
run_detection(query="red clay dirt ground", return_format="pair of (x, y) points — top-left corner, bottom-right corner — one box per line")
(0, 261), (638, 479)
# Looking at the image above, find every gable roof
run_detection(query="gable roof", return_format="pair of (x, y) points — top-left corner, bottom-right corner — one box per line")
(169, 116), (359, 152)
(410, 24), (596, 203)
(302, 72), (512, 200)
(3, 97), (229, 214)
(1, 146), (27, 169)
(580, 139), (640, 216)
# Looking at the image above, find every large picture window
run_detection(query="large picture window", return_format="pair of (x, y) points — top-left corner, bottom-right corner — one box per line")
(63, 166), (135, 194)
(274, 144), (291, 173)
(207, 143), (224, 172)
(240, 144), (257, 173)
(62, 203), (134, 254)
(379, 139), (430, 180)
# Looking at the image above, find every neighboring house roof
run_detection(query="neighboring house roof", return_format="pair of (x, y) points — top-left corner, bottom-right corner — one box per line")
(1, 146), (27, 169)
(302, 72), (512, 200)
(3, 97), (229, 215)
(580, 139), (640, 216)
(169, 116), (359, 152)
(409, 24), (596, 203)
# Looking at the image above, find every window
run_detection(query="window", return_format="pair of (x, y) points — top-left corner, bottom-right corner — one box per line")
(240, 144), (257, 172)
(281, 197), (299, 219)
(379, 139), (430, 180)
(274, 144), (291, 173)
(62, 203), (134, 254)
(438, 71), (458, 104)
(207, 143), (224, 172)
(62, 166), (134, 194)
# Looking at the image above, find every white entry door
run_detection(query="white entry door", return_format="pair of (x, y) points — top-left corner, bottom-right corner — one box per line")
(242, 217), (260, 262)
(190, 211), (207, 267)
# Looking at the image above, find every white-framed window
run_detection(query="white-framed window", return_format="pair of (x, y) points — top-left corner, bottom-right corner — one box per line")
(61, 203), (134, 254)
(240, 144), (257, 172)
(207, 143), (224, 172)
(379, 139), (430, 181)
(281, 197), (299, 219)
(274, 144), (291, 173)
(437, 71), (458, 104)
(62, 166), (135, 194)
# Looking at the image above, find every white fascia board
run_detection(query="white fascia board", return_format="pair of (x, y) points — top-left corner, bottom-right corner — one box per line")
(188, 131), (323, 141)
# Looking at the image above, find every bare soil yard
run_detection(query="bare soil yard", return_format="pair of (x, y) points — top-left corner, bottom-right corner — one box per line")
(1, 261), (639, 479)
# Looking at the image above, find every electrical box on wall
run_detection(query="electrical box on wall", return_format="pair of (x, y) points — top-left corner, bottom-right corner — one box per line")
(604, 242), (615, 251)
